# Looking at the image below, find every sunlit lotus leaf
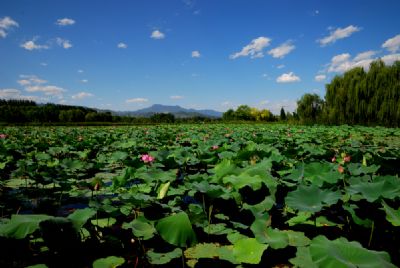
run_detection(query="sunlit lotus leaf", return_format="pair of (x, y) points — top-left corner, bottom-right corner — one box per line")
(156, 212), (197, 247)
(92, 256), (125, 268)
(147, 248), (182, 265)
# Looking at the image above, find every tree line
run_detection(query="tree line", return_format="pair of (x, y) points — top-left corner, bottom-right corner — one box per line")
(0, 100), (217, 124)
(296, 59), (400, 127)
(222, 105), (296, 122)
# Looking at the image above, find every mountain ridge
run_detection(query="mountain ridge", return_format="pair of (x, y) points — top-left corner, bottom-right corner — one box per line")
(113, 104), (222, 118)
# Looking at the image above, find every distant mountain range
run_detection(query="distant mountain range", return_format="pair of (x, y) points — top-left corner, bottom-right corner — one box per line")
(113, 104), (223, 118)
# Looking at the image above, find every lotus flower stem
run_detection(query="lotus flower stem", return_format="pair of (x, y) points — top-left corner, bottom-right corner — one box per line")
(368, 220), (375, 247)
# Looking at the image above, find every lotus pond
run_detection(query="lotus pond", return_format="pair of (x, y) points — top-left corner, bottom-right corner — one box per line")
(0, 124), (399, 267)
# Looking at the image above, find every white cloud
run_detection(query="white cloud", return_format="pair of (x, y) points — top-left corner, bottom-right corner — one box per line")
(78, 69), (84, 73)
(191, 50), (201, 58)
(318, 25), (361, 46)
(0, 88), (38, 101)
(117, 42), (128, 49)
(327, 53), (353, 72)
(0, 16), (18, 38)
(20, 39), (49, 51)
(72, 92), (94, 100)
(126, 98), (149, 103)
(381, 53), (400, 65)
(0, 88), (21, 98)
(170, 95), (184, 100)
(230, 36), (271, 59)
(268, 41), (295, 58)
(277, 64), (285, 69)
(81, 79), (88, 83)
(56, 18), (75, 26)
(353, 50), (377, 62)
(26, 85), (65, 96)
(332, 53), (351, 64)
(56, 38), (72, 49)
(18, 75), (47, 85)
(40, 62), (48, 66)
(151, 30), (165, 39)
(382, 34), (400, 53)
(16, 75), (66, 98)
(276, 72), (301, 83)
(327, 51), (377, 73)
(315, 74), (326, 82)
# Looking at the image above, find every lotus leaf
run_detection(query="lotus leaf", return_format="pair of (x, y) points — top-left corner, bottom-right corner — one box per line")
(156, 212), (197, 247)
(92, 256), (125, 268)
(285, 184), (341, 213)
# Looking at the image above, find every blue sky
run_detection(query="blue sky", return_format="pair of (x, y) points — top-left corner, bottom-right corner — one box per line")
(1, 0), (399, 113)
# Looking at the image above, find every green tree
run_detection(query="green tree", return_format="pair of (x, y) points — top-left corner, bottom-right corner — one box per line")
(296, 94), (324, 124)
(280, 107), (287, 121)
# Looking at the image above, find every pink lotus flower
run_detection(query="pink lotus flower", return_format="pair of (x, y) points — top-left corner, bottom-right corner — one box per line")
(331, 156), (336, 163)
(141, 154), (154, 163)
(0, 134), (7, 139)
(338, 165), (344, 174)
(343, 155), (351, 163)
(211, 145), (219, 150)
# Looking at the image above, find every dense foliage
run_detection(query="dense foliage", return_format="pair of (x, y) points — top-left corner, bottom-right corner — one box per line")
(297, 60), (400, 126)
(0, 124), (399, 267)
(0, 99), (216, 124)
(222, 105), (287, 121)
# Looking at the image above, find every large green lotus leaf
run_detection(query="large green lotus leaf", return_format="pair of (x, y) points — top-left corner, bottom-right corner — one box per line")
(303, 162), (342, 186)
(92, 256), (125, 268)
(285, 184), (341, 213)
(290, 246), (318, 268)
(122, 216), (156, 240)
(381, 201), (400, 226)
(241, 158), (278, 193)
(233, 238), (268, 264)
(109, 151), (128, 162)
(285, 230), (311, 247)
(347, 163), (380, 176)
(61, 158), (85, 171)
(251, 225), (288, 249)
(67, 208), (97, 230)
(211, 159), (240, 182)
(203, 223), (234, 235)
(136, 168), (175, 183)
(251, 221), (310, 249)
(156, 212), (197, 247)
(309, 235), (396, 268)
(223, 173), (263, 191)
(147, 248), (182, 265)
(6, 178), (36, 188)
(347, 176), (400, 202)
(286, 211), (312, 226)
(286, 162), (341, 187)
(25, 264), (48, 268)
(91, 218), (116, 228)
(286, 212), (339, 227)
(0, 214), (53, 239)
(298, 143), (326, 156)
(184, 243), (238, 267)
(243, 196), (275, 217)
